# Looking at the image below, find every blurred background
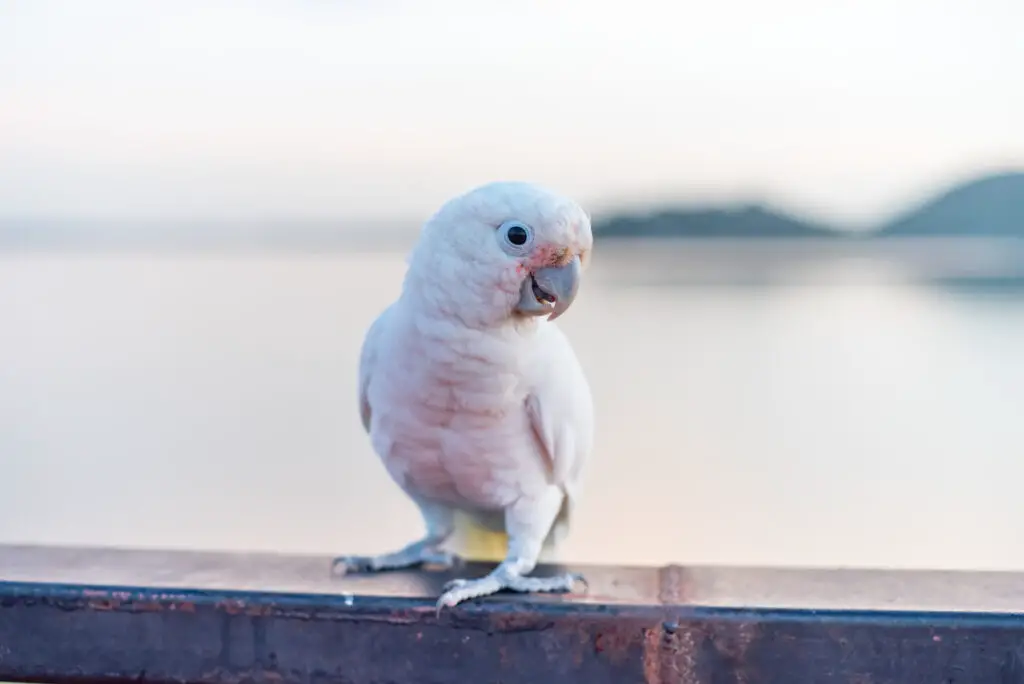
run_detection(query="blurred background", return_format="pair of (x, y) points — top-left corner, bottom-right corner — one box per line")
(2, 0), (1023, 572)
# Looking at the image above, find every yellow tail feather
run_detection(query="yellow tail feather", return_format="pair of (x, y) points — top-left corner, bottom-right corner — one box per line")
(451, 512), (508, 562)
(450, 510), (562, 564)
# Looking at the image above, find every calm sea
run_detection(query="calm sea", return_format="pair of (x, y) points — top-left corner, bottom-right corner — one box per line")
(3, 240), (1024, 570)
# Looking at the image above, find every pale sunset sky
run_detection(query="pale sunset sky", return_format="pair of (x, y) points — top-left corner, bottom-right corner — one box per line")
(1, 0), (1022, 227)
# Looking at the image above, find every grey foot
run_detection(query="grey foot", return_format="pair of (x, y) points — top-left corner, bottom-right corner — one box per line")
(436, 571), (587, 613)
(332, 548), (462, 575)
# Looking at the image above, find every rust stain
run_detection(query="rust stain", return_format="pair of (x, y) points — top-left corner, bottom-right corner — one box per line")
(642, 627), (661, 684)
(214, 599), (286, 618)
(81, 596), (201, 614)
(218, 599), (252, 616)
(74, 587), (205, 616)
(87, 599), (117, 611)
(308, 610), (422, 626)
(592, 625), (636, 666)
(707, 620), (759, 684)
(658, 564), (690, 605)
(672, 623), (702, 684)
(69, 590), (440, 626)
(486, 609), (553, 633)
(642, 620), (702, 684)
(200, 666), (286, 684)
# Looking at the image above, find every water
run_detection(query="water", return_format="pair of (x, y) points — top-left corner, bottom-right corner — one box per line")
(3, 245), (1024, 571)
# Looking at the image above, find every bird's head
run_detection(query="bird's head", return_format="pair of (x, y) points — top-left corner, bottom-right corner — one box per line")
(408, 181), (593, 325)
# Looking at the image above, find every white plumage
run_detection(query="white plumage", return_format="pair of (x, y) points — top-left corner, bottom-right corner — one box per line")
(336, 181), (594, 610)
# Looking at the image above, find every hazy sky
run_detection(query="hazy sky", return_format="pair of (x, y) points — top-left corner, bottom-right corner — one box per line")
(1, 0), (1022, 227)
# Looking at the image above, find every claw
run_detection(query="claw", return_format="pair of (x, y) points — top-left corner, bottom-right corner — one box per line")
(435, 593), (458, 619)
(331, 555), (375, 576)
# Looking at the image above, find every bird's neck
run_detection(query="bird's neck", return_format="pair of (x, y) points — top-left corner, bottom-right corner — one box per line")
(401, 246), (536, 334)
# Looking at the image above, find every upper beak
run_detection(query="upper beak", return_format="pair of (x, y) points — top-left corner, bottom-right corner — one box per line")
(515, 253), (582, 321)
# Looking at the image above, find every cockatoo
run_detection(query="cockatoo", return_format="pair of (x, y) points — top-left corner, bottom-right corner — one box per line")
(333, 181), (594, 611)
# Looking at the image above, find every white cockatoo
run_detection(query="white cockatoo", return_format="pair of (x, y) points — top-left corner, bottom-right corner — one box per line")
(333, 181), (594, 611)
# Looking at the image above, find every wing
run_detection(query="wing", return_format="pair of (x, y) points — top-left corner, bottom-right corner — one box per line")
(525, 323), (594, 546)
(357, 303), (396, 433)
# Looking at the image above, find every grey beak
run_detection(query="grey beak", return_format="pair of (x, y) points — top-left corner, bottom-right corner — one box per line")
(515, 254), (582, 321)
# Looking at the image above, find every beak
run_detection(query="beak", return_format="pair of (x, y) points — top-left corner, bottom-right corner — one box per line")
(515, 254), (582, 321)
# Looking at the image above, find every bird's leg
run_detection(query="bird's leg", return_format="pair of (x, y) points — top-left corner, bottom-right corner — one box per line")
(332, 500), (460, 574)
(435, 488), (585, 611)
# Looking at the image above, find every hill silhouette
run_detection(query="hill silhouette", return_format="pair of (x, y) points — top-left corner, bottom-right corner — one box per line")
(593, 203), (839, 239)
(593, 171), (1024, 240)
(879, 172), (1024, 237)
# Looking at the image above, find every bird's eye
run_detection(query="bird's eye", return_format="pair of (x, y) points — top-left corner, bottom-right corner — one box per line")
(506, 224), (529, 245)
(499, 221), (533, 251)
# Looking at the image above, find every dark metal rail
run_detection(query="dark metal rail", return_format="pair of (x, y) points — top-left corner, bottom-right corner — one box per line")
(2, 544), (1024, 683)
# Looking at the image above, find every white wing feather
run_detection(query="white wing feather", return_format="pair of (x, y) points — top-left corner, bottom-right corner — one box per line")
(525, 323), (594, 546)
(357, 303), (395, 433)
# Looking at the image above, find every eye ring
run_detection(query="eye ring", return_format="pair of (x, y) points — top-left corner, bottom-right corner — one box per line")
(498, 220), (533, 252)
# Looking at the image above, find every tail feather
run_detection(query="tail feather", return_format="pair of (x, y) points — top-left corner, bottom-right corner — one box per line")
(450, 506), (568, 565)
(452, 512), (508, 562)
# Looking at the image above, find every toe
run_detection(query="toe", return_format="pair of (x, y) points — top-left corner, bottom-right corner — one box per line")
(435, 576), (504, 613)
(331, 555), (373, 575)
(504, 571), (582, 594)
(442, 578), (469, 592)
(423, 550), (463, 571)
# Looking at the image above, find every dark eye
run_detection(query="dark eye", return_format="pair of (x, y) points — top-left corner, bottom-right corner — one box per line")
(498, 221), (533, 252)
(506, 225), (528, 245)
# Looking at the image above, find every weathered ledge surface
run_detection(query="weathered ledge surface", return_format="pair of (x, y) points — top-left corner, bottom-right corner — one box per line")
(3, 544), (1024, 683)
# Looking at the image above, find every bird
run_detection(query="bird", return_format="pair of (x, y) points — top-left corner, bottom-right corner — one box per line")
(332, 181), (594, 612)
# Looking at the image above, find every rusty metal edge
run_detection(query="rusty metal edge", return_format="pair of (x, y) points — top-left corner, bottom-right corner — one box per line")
(0, 578), (648, 625)
(7, 577), (1024, 684)
(0, 579), (667, 684)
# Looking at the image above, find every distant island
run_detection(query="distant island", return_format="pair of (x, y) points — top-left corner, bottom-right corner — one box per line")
(593, 171), (1024, 240)
(594, 204), (839, 239)
(878, 172), (1024, 238)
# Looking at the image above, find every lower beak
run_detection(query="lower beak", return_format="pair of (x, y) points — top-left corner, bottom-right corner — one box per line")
(515, 254), (582, 321)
